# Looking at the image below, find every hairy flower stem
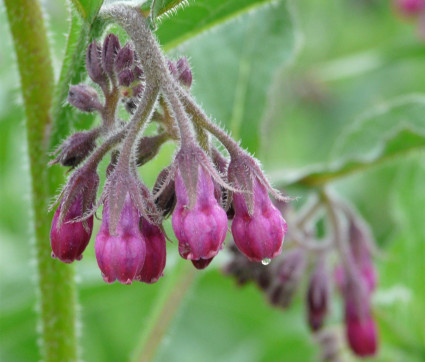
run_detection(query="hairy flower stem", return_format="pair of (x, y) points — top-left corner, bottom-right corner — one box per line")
(179, 89), (242, 157)
(4, 0), (78, 360)
(131, 260), (197, 362)
(321, 190), (359, 283)
(116, 83), (160, 171)
(101, 86), (120, 130)
(101, 5), (196, 150)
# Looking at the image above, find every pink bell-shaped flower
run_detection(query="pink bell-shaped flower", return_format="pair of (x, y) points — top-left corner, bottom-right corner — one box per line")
(95, 194), (146, 284)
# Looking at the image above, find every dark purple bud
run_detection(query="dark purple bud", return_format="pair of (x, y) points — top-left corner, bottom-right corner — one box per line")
(231, 178), (287, 262)
(68, 84), (102, 113)
(223, 244), (270, 287)
(137, 218), (166, 283)
(95, 194), (146, 284)
(49, 130), (98, 168)
(226, 204), (235, 220)
(135, 133), (168, 167)
(102, 33), (121, 79)
(115, 43), (134, 73)
(153, 167), (176, 218)
(86, 41), (108, 87)
(50, 194), (93, 263)
(306, 260), (330, 331)
(267, 248), (306, 308)
(172, 165), (228, 263)
(176, 57), (192, 88)
(118, 68), (135, 87)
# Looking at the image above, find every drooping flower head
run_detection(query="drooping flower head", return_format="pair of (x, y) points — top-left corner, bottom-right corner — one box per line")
(136, 217), (167, 283)
(228, 154), (288, 262)
(95, 194), (146, 284)
(170, 144), (228, 268)
(343, 279), (378, 357)
(50, 166), (99, 263)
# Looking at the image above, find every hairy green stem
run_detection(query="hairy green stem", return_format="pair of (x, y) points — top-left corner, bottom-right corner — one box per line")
(131, 260), (197, 362)
(4, 0), (78, 360)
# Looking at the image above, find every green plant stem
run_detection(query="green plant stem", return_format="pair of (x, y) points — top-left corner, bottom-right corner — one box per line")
(131, 260), (197, 362)
(4, 0), (78, 361)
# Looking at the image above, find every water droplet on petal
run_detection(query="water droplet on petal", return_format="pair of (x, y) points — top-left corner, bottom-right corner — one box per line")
(262, 258), (271, 266)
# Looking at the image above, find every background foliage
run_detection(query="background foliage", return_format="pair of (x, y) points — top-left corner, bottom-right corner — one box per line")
(1, 0), (425, 360)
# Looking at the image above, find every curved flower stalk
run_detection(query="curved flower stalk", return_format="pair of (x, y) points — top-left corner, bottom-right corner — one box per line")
(49, 3), (291, 283)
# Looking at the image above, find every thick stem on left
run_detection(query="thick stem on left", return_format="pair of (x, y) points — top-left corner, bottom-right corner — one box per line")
(4, 0), (78, 361)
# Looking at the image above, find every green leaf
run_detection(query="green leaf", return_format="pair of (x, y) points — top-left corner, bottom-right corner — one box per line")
(269, 95), (425, 187)
(172, 0), (299, 153)
(71, 0), (104, 21)
(141, 0), (188, 23)
(373, 154), (425, 360)
(155, 0), (291, 51)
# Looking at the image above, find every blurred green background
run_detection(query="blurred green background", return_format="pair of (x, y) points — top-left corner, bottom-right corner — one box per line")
(1, 0), (425, 361)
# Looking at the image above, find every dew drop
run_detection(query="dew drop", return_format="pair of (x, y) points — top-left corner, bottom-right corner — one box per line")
(261, 258), (271, 266)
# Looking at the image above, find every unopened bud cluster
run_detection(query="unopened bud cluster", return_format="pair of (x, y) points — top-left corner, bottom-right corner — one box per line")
(224, 197), (379, 359)
(49, 29), (288, 286)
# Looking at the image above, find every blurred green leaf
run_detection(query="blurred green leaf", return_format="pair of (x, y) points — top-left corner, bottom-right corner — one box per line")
(141, 0), (188, 23)
(173, 0), (298, 153)
(270, 95), (425, 187)
(71, 0), (104, 21)
(155, 0), (289, 51)
(373, 154), (425, 361)
(154, 270), (316, 362)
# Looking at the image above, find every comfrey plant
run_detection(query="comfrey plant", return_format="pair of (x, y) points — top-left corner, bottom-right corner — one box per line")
(49, 5), (289, 285)
(224, 192), (379, 359)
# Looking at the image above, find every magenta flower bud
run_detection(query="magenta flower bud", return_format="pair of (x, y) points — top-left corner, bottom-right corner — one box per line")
(267, 248), (306, 308)
(136, 218), (166, 284)
(345, 294), (378, 357)
(68, 84), (102, 113)
(86, 41), (108, 88)
(231, 179), (287, 262)
(172, 166), (228, 263)
(176, 57), (192, 88)
(95, 195), (146, 284)
(102, 33), (121, 79)
(50, 195), (93, 263)
(115, 43), (134, 73)
(49, 130), (98, 168)
(394, 0), (425, 16)
(306, 260), (330, 331)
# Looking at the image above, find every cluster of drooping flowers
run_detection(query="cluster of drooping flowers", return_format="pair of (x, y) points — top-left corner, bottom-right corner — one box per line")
(393, 0), (425, 38)
(49, 28), (288, 285)
(224, 194), (379, 360)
